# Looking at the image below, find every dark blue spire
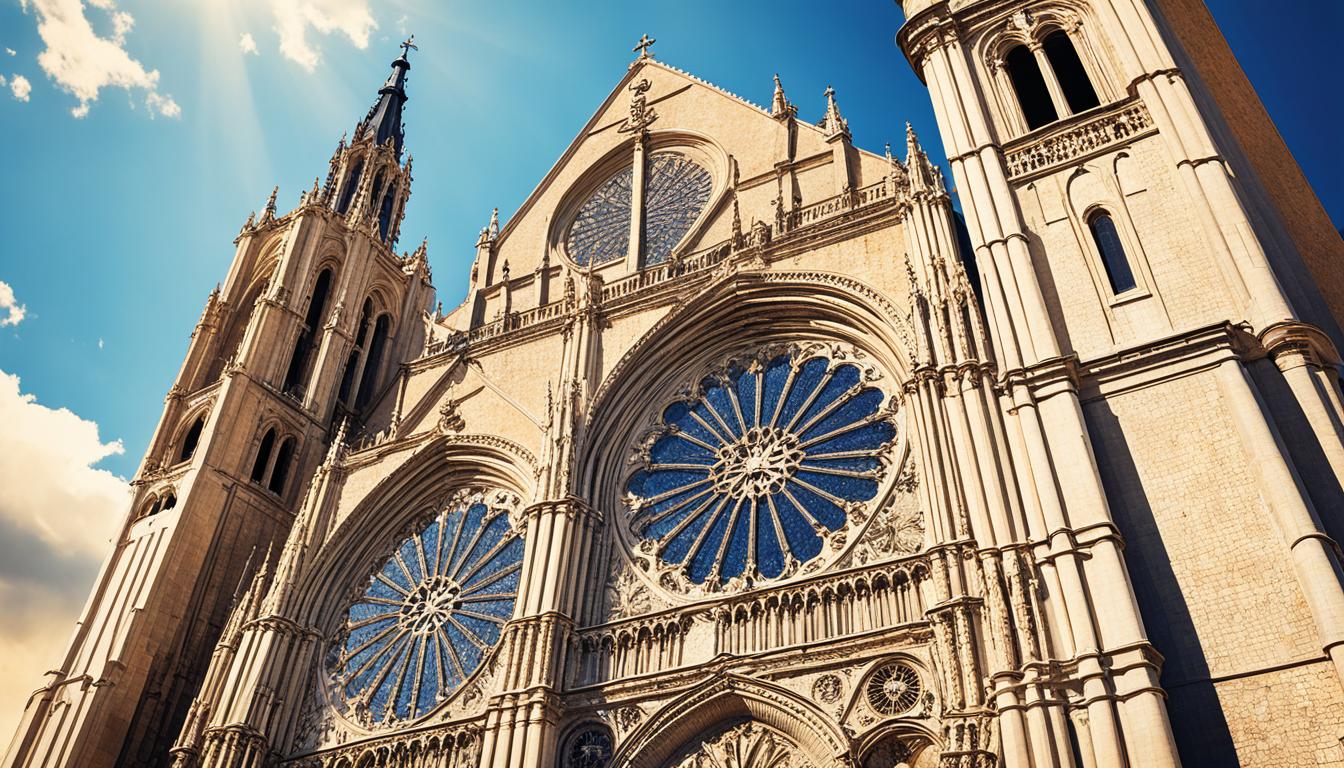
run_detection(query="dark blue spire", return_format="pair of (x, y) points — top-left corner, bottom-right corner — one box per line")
(357, 36), (416, 158)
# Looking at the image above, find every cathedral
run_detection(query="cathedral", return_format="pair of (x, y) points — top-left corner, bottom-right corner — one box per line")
(7, 0), (1344, 764)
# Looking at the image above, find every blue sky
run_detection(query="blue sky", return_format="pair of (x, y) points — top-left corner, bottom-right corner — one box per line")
(0, 0), (1340, 482)
(0, 0), (1340, 744)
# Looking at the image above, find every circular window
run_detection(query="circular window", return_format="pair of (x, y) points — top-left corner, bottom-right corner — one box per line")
(562, 724), (614, 768)
(865, 661), (923, 716)
(331, 493), (523, 723)
(624, 348), (897, 590)
(564, 151), (712, 268)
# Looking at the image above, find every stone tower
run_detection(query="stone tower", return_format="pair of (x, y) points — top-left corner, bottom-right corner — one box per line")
(2, 42), (434, 768)
(896, 0), (1344, 764)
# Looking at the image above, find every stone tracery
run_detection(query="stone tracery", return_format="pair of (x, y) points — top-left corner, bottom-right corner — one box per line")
(623, 346), (899, 592)
(330, 491), (524, 724)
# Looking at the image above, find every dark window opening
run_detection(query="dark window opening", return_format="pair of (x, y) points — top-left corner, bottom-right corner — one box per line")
(146, 498), (162, 517)
(1043, 32), (1100, 114)
(1005, 45), (1058, 130)
(355, 315), (391, 411)
(282, 269), (333, 395)
(1090, 212), (1138, 293)
(377, 185), (397, 242)
(160, 493), (176, 512)
(336, 161), (363, 215)
(337, 300), (373, 407)
(251, 428), (276, 483)
(268, 438), (296, 494)
(179, 416), (205, 462)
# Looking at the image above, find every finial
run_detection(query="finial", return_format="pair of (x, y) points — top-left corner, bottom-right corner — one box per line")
(906, 121), (919, 146)
(770, 73), (793, 118)
(488, 207), (500, 240)
(261, 185), (279, 222)
(399, 35), (418, 60)
(633, 33), (656, 61)
(821, 85), (849, 138)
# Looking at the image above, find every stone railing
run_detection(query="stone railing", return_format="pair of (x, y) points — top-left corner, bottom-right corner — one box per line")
(710, 552), (930, 657)
(565, 551), (930, 689)
(786, 178), (892, 231)
(417, 175), (899, 364)
(283, 723), (481, 768)
(1003, 99), (1154, 179)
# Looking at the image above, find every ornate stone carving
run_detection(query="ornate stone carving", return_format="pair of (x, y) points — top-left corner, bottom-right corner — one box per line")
(619, 77), (658, 134)
(1004, 100), (1154, 179)
(812, 674), (843, 705)
(668, 722), (816, 768)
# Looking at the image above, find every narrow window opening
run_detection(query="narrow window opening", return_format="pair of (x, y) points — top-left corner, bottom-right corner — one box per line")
(338, 300), (373, 407)
(355, 315), (391, 411)
(336, 161), (364, 215)
(378, 185), (397, 242)
(1043, 32), (1100, 113)
(283, 269), (333, 395)
(251, 428), (276, 483)
(179, 416), (205, 462)
(1005, 45), (1058, 130)
(1089, 212), (1137, 293)
(160, 493), (177, 512)
(146, 498), (162, 517)
(268, 438), (296, 494)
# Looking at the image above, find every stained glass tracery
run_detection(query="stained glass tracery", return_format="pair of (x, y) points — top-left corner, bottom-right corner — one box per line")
(564, 151), (712, 268)
(332, 496), (522, 723)
(625, 350), (896, 589)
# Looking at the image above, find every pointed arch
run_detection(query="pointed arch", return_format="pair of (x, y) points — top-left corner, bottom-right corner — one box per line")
(610, 673), (851, 768)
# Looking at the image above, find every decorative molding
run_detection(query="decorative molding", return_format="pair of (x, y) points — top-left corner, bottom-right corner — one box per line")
(1003, 99), (1155, 180)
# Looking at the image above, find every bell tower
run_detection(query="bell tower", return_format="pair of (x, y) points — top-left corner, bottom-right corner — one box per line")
(896, 0), (1344, 765)
(3, 42), (433, 768)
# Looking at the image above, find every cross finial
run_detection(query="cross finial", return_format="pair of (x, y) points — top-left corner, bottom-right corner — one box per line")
(633, 33), (656, 60)
(400, 35), (418, 58)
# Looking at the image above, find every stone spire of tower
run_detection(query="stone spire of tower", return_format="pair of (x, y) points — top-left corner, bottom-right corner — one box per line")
(820, 85), (849, 139)
(356, 35), (417, 159)
(904, 122), (943, 195)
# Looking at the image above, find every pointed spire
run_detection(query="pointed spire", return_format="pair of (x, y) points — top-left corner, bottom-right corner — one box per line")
(905, 121), (937, 194)
(770, 73), (794, 118)
(260, 186), (279, 223)
(356, 37), (416, 159)
(821, 85), (849, 139)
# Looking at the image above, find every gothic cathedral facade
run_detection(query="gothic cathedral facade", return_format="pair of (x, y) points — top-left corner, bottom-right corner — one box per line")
(7, 0), (1344, 765)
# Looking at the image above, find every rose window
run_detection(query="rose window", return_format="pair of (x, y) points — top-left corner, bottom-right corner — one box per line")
(332, 494), (523, 723)
(865, 661), (923, 716)
(625, 350), (896, 588)
(565, 151), (712, 267)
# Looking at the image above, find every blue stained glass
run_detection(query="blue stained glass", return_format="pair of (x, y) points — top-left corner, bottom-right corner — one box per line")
(626, 352), (896, 587)
(334, 499), (522, 723)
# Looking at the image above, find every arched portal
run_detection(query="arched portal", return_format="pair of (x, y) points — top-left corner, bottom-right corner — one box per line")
(611, 674), (851, 768)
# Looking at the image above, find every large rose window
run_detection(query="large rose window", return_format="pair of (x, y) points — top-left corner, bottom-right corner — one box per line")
(624, 348), (897, 591)
(331, 492), (523, 723)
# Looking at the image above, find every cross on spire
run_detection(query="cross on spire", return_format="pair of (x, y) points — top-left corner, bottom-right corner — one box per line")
(633, 33), (656, 60)
(400, 35), (418, 59)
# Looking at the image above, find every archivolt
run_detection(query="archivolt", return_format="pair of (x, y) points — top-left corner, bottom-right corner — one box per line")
(291, 432), (537, 632)
(578, 269), (914, 513)
(610, 673), (851, 768)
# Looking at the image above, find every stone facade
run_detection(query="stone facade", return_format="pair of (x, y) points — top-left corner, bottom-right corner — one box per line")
(5, 0), (1344, 764)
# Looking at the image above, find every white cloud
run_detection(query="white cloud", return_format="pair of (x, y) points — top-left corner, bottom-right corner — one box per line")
(97, 337), (104, 350)
(272, 0), (376, 72)
(0, 370), (127, 741)
(19, 0), (179, 118)
(4, 48), (15, 57)
(0, 74), (5, 86)
(10, 74), (31, 102)
(0, 281), (26, 326)
(239, 32), (258, 55)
